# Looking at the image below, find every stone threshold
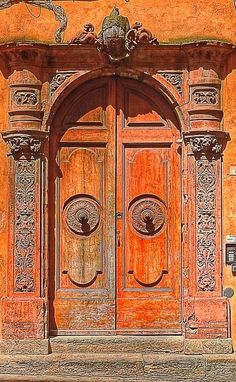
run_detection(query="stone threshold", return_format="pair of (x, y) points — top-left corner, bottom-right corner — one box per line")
(0, 336), (233, 356)
(0, 353), (234, 381)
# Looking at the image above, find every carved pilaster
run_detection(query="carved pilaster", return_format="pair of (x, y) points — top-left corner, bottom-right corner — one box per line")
(1, 130), (47, 339)
(3, 130), (47, 294)
(184, 131), (229, 293)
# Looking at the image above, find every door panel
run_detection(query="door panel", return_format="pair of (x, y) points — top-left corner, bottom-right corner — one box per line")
(49, 79), (116, 334)
(116, 79), (181, 332)
(49, 77), (181, 334)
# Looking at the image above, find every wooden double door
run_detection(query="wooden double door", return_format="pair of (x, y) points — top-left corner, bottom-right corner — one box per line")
(49, 76), (181, 335)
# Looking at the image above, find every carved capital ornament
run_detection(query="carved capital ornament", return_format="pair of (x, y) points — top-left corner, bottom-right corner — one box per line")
(183, 131), (229, 157)
(2, 130), (48, 160)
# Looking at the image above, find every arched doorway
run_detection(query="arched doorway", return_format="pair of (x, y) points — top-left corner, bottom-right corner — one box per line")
(49, 76), (182, 335)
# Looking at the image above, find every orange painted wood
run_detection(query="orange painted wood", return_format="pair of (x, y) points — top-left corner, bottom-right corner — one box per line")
(116, 78), (181, 332)
(49, 77), (181, 334)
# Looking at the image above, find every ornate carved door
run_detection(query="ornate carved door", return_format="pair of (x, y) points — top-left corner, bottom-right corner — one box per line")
(49, 76), (181, 335)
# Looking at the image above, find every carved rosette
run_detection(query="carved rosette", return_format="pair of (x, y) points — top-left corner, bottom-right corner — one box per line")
(129, 196), (166, 237)
(184, 131), (229, 292)
(2, 130), (47, 293)
(64, 196), (101, 237)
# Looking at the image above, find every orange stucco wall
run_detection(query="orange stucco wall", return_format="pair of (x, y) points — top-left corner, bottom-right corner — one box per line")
(1, 0), (236, 346)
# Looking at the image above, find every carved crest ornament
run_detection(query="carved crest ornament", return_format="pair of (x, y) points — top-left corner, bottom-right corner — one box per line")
(70, 7), (159, 62)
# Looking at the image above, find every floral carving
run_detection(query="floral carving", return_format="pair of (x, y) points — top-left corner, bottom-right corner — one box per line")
(13, 90), (38, 106)
(192, 89), (219, 105)
(160, 72), (183, 96)
(14, 161), (36, 292)
(64, 196), (100, 236)
(70, 7), (158, 62)
(196, 160), (216, 291)
(50, 72), (76, 95)
(129, 197), (166, 236)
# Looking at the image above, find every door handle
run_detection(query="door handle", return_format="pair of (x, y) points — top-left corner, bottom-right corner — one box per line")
(117, 230), (121, 247)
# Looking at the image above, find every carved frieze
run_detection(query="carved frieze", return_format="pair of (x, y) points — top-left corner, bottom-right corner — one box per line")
(191, 88), (219, 105)
(0, 0), (67, 43)
(160, 72), (183, 96)
(2, 131), (47, 160)
(13, 90), (38, 106)
(70, 7), (158, 62)
(50, 72), (76, 95)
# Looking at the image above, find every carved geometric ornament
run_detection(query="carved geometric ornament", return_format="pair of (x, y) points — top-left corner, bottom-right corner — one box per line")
(129, 196), (166, 237)
(70, 7), (159, 62)
(64, 195), (101, 236)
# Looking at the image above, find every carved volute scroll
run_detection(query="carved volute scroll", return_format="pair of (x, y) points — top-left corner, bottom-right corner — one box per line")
(70, 7), (159, 62)
(2, 131), (47, 293)
(184, 131), (229, 292)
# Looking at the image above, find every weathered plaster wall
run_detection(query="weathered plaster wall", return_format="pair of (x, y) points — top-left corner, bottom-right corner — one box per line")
(0, 1), (235, 44)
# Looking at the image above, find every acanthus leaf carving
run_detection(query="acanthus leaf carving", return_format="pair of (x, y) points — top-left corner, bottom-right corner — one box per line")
(2, 131), (47, 160)
(183, 131), (229, 158)
(13, 90), (38, 106)
(192, 88), (219, 105)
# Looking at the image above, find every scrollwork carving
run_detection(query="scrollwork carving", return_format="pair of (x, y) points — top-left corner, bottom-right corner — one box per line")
(70, 7), (158, 62)
(13, 90), (38, 106)
(14, 160), (36, 292)
(50, 72), (76, 95)
(196, 160), (217, 292)
(192, 89), (219, 105)
(160, 72), (183, 96)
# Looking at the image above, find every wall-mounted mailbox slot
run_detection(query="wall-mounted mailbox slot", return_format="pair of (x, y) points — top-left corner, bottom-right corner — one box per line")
(226, 236), (236, 273)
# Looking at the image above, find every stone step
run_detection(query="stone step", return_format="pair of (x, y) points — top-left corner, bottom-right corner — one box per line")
(0, 353), (235, 382)
(49, 335), (184, 354)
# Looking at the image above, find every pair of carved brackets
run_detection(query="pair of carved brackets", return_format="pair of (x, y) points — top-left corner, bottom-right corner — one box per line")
(0, 0), (67, 43)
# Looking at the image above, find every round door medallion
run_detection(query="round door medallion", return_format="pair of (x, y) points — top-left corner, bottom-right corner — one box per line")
(64, 196), (100, 236)
(130, 197), (166, 236)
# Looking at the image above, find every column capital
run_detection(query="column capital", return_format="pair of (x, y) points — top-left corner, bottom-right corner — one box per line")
(2, 130), (48, 160)
(183, 130), (230, 158)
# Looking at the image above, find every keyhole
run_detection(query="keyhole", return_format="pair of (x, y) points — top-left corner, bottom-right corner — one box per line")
(77, 211), (90, 234)
(142, 210), (155, 233)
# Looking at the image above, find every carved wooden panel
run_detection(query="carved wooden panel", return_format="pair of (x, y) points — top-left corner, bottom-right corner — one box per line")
(49, 79), (116, 334)
(116, 79), (181, 332)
